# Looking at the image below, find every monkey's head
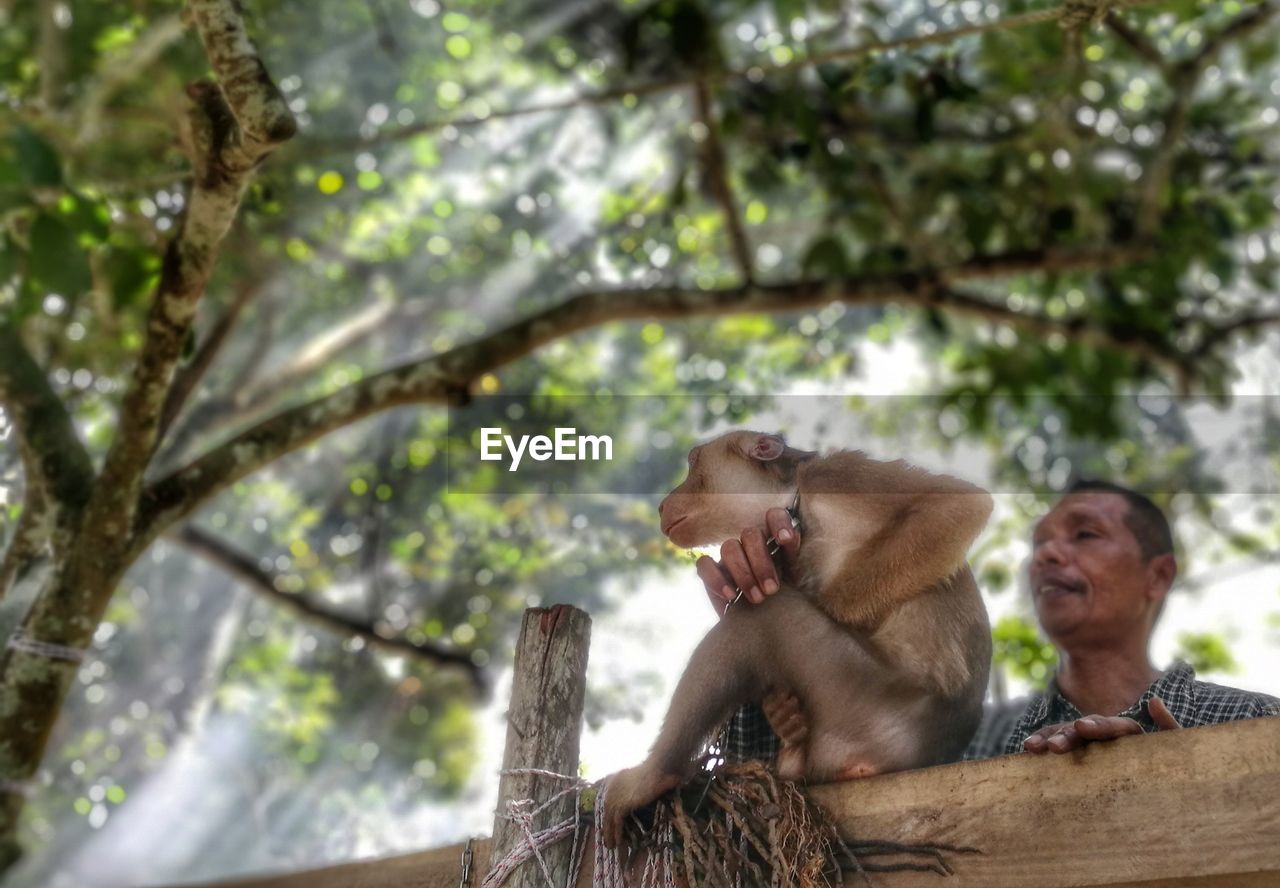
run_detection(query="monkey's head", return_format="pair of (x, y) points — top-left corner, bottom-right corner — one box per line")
(658, 431), (815, 548)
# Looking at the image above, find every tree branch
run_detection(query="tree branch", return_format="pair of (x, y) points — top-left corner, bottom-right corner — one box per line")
(928, 286), (1194, 378)
(1189, 310), (1280, 360)
(0, 324), (95, 513)
(37, 0), (67, 110)
(692, 78), (753, 284)
(78, 0), (296, 557)
(170, 524), (486, 691)
(1135, 1), (1280, 238)
(159, 274), (263, 441)
(859, 143), (951, 267)
(1135, 66), (1195, 240)
(158, 291), (394, 468)
(1103, 12), (1168, 71)
(1187, 0), (1279, 69)
(0, 480), (51, 603)
(133, 243), (1157, 547)
(239, 296), (398, 408)
(297, 0), (1168, 157)
(297, 77), (686, 158)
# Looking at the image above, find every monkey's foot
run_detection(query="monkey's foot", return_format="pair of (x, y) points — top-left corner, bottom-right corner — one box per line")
(601, 766), (681, 849)
(775, 744), (807, 782)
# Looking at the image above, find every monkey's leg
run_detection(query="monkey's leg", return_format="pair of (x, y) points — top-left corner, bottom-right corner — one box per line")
(602, 594), (783, 847)
(738, 592), (915, 784)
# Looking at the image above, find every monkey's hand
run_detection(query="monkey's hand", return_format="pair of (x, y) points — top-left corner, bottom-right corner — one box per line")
(1022, 696), (1181, 754)
(698, 508), (802, 611)
(601, 765), (682, 849)
(762, 691), (809, 781)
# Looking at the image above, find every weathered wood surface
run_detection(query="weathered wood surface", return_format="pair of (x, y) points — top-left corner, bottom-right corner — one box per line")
(180, 714), (1280, 888)
(196, 838), (493, 888)
(809, 714), (1280, 887)
(490, 605), (591, 888)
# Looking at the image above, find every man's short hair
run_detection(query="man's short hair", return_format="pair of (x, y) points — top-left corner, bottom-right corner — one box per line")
(1066, 479), (1173, 562)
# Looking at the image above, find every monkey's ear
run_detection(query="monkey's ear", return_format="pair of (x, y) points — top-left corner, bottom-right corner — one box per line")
(748, 434), (787, 462)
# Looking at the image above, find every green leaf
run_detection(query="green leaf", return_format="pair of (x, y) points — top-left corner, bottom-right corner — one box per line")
(61, 192), (111, 241)
(11, 127), (62, 188)
(29, 213), (91, 297)
(104, 247), (160, 310)
(801, 235), (848, 278)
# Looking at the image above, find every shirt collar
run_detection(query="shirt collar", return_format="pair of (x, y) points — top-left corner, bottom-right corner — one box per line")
(1043, 660), (1197, 727)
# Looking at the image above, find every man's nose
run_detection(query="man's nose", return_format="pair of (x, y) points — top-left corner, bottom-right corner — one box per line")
(1032, 538), (1067, 568)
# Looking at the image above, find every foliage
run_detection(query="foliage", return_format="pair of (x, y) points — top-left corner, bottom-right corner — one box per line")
(992, 614), (1059, 689)
(1174, 629), (1239, 675)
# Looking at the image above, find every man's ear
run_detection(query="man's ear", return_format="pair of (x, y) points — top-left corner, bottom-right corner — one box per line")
(1146, 552), (1177, 602)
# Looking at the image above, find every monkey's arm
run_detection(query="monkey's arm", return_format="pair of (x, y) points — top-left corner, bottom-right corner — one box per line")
(804, 459), (993, 630)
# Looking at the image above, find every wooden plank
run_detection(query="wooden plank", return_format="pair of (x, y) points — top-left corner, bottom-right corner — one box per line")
(489, 605), (591, 888)
(179, 717), (1280, 888)
(809, 716), (1280, 887)
(189, 838), (491, 888)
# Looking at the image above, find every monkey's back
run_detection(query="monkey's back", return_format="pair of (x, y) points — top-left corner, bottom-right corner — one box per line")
(787, 449), (994, 766)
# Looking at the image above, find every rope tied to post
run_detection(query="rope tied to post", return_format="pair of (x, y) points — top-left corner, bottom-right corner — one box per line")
(483, 768), (622, 888)
(1058, 0), (1114, 31)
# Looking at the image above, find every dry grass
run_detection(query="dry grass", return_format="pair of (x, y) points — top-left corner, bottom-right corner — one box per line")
(611, 760), (978, 887)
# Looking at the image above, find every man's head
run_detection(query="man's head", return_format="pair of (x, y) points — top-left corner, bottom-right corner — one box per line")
(1029, 481), (1176, 650)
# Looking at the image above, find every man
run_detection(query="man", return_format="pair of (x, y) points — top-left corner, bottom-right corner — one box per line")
(699, 480), (1280, 765)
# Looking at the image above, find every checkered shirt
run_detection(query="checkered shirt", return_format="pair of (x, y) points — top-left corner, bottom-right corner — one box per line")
(962, 696), (1029, 761)
(721, 703), (780, 763)
(971, 661), (1280, 759)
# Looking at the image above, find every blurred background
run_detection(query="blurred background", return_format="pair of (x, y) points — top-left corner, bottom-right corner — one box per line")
(0, 0), (1278, 884)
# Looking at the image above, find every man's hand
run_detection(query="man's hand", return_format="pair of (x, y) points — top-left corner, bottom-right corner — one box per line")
(697, 507), (802, 611)
(1022, 696), (1181, 754)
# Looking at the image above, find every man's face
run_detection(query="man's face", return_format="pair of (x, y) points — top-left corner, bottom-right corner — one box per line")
(1029, 491), (1162, 647)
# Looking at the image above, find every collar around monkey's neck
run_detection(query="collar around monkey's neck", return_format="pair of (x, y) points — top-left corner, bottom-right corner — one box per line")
(724, 489), (803, 615)
(763, 488), (802, 559)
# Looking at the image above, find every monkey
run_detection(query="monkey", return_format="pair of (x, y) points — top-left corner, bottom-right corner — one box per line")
(601, 431), (993, 848)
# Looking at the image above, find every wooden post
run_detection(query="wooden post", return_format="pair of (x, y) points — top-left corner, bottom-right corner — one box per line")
(490, 605), (592, 888)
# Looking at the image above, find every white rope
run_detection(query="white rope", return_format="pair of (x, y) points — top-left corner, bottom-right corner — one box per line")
(481, 768), (633, 888)
(508, 798), (560, 888)
(592, 781), (623, 888)
(478, 764), (749, 886)
(481, 817), (579, 888)
(499, 768), (583, 782)
(6, 634), (88, 663)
